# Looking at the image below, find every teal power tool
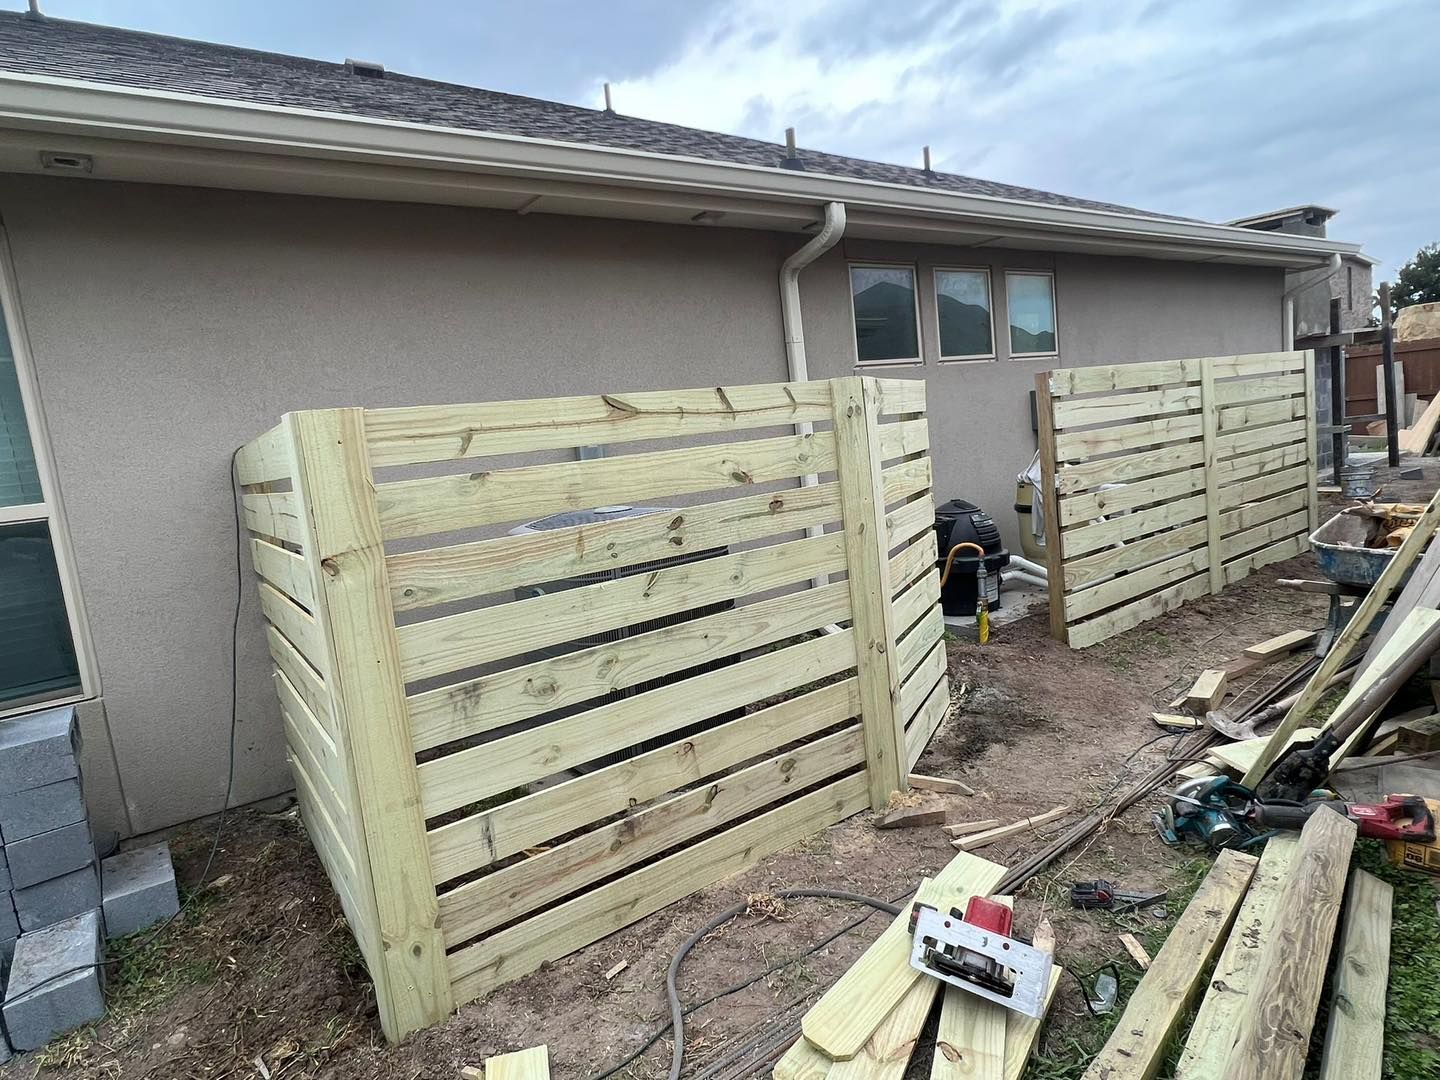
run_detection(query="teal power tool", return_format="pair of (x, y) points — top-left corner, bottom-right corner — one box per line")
(1153, 775), (1262, 849)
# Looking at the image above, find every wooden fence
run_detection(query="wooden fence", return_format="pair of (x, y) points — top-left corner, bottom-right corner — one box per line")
(234, 376), (947, 1042)
(1035, 351), (1319, 648)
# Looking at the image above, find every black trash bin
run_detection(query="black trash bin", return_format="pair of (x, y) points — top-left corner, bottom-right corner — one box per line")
(933, 499), (1010, 616)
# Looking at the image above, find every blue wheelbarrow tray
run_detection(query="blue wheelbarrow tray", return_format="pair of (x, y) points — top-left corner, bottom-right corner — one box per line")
(1309, 508), (1419, 589)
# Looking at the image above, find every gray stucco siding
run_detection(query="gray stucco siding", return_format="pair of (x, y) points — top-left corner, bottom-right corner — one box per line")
(0, 175), (1284, 834)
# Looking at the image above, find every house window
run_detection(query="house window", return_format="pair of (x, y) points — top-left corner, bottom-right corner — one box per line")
(849, 264), (921, 364)
(0, 242), (89, 712)
(1006, 271), (1058, 357)
(934, 268), (995, 361)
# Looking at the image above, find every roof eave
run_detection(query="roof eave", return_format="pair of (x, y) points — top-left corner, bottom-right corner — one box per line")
(0, 71), (1366, 268)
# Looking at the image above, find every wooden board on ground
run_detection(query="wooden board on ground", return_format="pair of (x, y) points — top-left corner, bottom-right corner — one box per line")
(1081, 849), (1258, 1080)
(830, 974), (938, 1080)
(1326, 607), (1440, 767)
(1207, 728), (1322, 774)
(1397, 714), (1440, 752)
(1317, 870), (1392, 1080)
(1221, 808), (1358, 1080)
(800, 852), (1007, 1061)
(1119, 933), (1151, 970)
(931, 984), (1004, 1080)
(1003, 965), (1062, 1080)
(484, 1046), (550, 1080)
(1244, 628), (1318, 659)
(908, 773), (975, 796)
(952, 806), (1071, 851)
(1154, 713), (1202, 730)
(1175, 836), (1300, 1080)
(875, 806), (948, 830)
(942, 819), (1001, 838)
(1185, 669), (1229, 713)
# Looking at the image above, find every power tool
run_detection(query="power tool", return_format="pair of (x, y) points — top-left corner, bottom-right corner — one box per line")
(1069, 879), (1168, 913)
(907, 897), (1052, 1018)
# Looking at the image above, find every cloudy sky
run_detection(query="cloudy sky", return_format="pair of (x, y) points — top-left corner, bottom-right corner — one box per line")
(31, 0), (1440, 277)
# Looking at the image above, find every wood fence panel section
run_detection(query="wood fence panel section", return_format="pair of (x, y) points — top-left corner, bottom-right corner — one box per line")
(1038, 352), (1316, 647)
(236, 376), (943, 1042)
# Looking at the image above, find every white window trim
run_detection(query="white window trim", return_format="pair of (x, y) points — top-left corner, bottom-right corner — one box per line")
(1004, 269), (1060, 360)
(0, 224), (101, 714)
(848, 261), (924, 368)
(932, 265), (997, 363)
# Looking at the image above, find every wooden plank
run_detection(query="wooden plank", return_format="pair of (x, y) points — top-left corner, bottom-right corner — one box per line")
(1244, 628), (1319, 660)
(906, 675), (950, 769)
(1003, 965), (1062, 1080)
(1207, 729), (1322, 774)
(1045, 358), (1198, 396)
(396, 531), (847, 680)
(1176, 836), (1300, 1080)
(1361, 522), (1440, 669)
(483, 1045), (550, 1080)
(1051, 384), (1202, 428)
(874, 377), (927, 415)
(1185, 669), (1228, 712)
(774, 1036), (834, 1080)
(1058, 494), (1208, 559)
(1081, 849), (1258, 1080)
(385, 457), (927, 611)
(426, 676), (861, 879)
(265, 624), (330, 728)
(1211, 371), (1305, 405)
(899, 640), (947, 724)
(826, 974), (936, 1080)
(1215, 446), (1308, 487)
(953, 806), (1070, 851)
(436, 727), (863, 943)
(1221, 809), (1357, 1080)
(890, 530), (939, 595)
(1214, 419), (1307, 459)
(1221, 535), (1305, 585)
(1326, 608), (1440, 767)
(234, 422), (291, 486)
(1035, 371), (1069, 644)
(241, 491), (304, 546)
(1208, 351), (1308, 378)
(1053, 441), (1205, 494)
(1397, 714), (1440, 752)
(875, 805), (948, 830)
(447, 773), (870, 1003)
(1216, 396), (1305, 433)
(1119, 933), (1152, 970)
(416, 630), (857, 817)
(896, 605), (945, 682)
(1242, 485), (1440, 787)
(941, 819), (1001, 837)
(1053, 413), (1203, 460)
(1153, 713), (1203, 729)
(407, 578), (851, 753)
(250, 538), (314, 609)
(278, 698), (346, 830)
(287, 408), (451, 1041)
(1063, 519), (1207, 591)
(1317, 870), (1392, 1080)
(831, 377), (908, 808)
(800, 851), (1007, 1061)
(1220, 488), (1311, 540)
(364, 383), (837, 466)
(893, 569), (942, 640)
(1400, 388), (1440, 454)
(1201, 357), (1224, 592)
(1063, 546), (1209, 621)
(907, 774), (974, 796)
(257, 582), (326, 674)
(931, 982), (1004, 1080)
(1066, 574), (1211, 649)
(1056, 466), (1206, 527)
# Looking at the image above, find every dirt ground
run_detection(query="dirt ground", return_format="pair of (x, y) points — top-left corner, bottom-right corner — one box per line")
(6, 487), (1412, 1080)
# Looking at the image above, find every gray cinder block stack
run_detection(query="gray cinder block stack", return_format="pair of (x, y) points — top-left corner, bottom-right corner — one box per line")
(2, 910), (104, 1051)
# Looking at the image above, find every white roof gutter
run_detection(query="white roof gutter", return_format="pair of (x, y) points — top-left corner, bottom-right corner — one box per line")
(0, 71), (1366, 267)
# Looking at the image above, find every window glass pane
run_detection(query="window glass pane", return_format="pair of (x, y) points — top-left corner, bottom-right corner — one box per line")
(936, 270), (993, 357)
(1008, 273), (1057, 355)
(0, 316), (43, 509)
(0, 521), (80, 708)
(850, 266), (919, 363)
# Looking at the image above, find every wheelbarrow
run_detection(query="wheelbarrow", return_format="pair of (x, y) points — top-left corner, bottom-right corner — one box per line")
(1306, 507), (1421, 652)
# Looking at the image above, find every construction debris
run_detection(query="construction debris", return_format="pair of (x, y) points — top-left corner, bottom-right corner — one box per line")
(907, 773), (976, 796)
(1118, 933), (1152, 971)
(874, 806), (948, 830)
(1184, 669), (1229, 713)
(940, 818), (1001, 838)
(951, 806), (1072, 852)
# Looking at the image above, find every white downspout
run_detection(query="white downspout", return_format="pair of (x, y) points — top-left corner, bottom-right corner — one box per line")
(780, 202), (847, 603)
(1282, 252), (1340, 350)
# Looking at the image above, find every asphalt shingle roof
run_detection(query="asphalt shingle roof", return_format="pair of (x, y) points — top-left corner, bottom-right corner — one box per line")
(0, 12), (1183, 221)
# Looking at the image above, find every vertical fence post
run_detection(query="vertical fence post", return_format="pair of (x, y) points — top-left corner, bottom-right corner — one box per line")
(287, 408), (452, 1042)
(829, 376), (906, 808)
(1033, 371), (1069, 643)
(1304, 349), (1320, 536)
(1200, 357), (1224, 593)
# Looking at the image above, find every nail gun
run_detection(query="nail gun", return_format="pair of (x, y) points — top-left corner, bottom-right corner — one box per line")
(907, 897), (1052, 1018)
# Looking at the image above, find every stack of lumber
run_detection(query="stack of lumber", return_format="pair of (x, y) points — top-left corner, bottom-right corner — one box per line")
(1085, 808), (1391, 1080)
(773, 850), (1061, 1080)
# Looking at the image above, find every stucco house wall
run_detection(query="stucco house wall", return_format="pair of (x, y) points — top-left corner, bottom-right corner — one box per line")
(0, 173), (1283, 834)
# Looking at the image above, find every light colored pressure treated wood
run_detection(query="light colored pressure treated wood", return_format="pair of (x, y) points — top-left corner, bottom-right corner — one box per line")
(774, 1035), (835, 1080)
(483, 1045), (550, 1080)
(953, 805), (1070, 850)
(829, 974), (938, 1080)
(249, 538), (314, 609)
(1081, 849), (1258, 1080)
(832, 376), (908, 808)
(907, 773), (974, 796)
(241, 491), (304, 546)
(801, 852), (1007, 1061)
(1004, 965), (1061, 1080)
(1176, 836), (1300, 1080)
(1221, 808), (1357, 1080)
(1244, 628), (1318, 659)
(1317, 870), (1391, 1080)
(906, 674), (951, 769)
(234, 421), (291, 486)
(1185, 669), (1228, 712)
(1034, 370), (1069, 643)
(931, 982), (1005, 1080)
(1201, 358), (1224, 592)
(1053, 441), (1205, 495)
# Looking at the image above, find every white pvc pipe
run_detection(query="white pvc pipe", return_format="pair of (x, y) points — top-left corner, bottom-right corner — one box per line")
(1006, 570), (1048, 589)
(1007, 554), (1048, 580)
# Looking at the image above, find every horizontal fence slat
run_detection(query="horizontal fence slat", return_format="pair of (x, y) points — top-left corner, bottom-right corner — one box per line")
(896, 604), (944, 680)
(436, 727), (864, 945)
(1060, 494), (1208, 558)
(258, 582), (327, 675)
(1053, 442), (1205, 494)
(416, 630), (858, 817)
(1216, 396), (1305, 433)
(1064, 546), (1209, 621)
(1221, 535), (1306, 584)
(1057, 466), (1206, 526)
(287, 740), (357, 883)
(446, 774), (870, 1004)
(874, 378), (927, 415)
(1215, 442), (1308, 485)
(406, 579), (852, 753)
(274, 666), (336, 761)
(899, 639), (946, 723)
(242, 492), (304, 546)
(1063, 520), (1207, 591)
(891, 531), (939, 594)
(1211, 372), (1305, 406)
(265, 624), (330, 726)
(891, 568), (941, 639)
(1221, 510), (1311, 561)
(235, 423), (291, 487)
(1214, 419), (1307, 459)
(905, 673), (950, 769)
(426, 676), (862, 879)
(279, 697), (344, 824)
(251, 538), (314, 610)
(1218, 464), (1309, 510)
(1208, 351), (1307, 378)
(1046, 358), (1201, 397)
(1220, 489), (1310, 537)
(1051, 385), (1202, 429)
(1066, 574), (1211, 649)
(1053, 413), (1202, 459)
(365, 383), (837, 467)
(396, 532), (847, 681)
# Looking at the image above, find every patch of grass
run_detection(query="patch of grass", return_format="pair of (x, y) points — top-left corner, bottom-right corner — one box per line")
(1100, 629), (1174, 673)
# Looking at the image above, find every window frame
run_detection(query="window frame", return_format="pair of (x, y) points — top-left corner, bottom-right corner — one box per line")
(1004, 269), (1060, 360)
(847, 261), (924, 368)
(0, 225), (99, 718)
(931, 265), (997, 363)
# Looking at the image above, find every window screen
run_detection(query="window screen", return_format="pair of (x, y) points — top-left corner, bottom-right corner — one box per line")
(850, 266), (920, 363)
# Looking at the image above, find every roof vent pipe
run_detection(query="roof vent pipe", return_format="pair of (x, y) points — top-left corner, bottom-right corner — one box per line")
(26, 1), (43, 18)
(781, 127), (804, 170)
(780, 201), (847, 601)
(344, 58), (385, 78)
(603, 82), (615, 114)
(923, 146), (933, 173)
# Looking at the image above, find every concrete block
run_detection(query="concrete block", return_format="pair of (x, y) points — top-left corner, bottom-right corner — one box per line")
(0, 707), (79, 796)
(6, 821), (95, 890)
(0, 778), (86, 843)
(0, 846), (10, 892)
(101, 843), (179, 939)
(2, 909), (104, 1051)
(0, 934), (14, 976)
(14, 863), (100, 932)
(0, 893), (17, 940)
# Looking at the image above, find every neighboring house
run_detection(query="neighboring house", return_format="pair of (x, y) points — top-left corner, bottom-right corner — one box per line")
(0, 12), (1366, 837)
